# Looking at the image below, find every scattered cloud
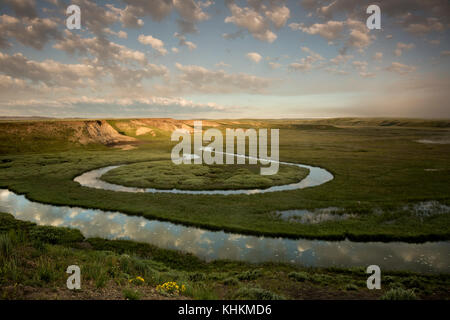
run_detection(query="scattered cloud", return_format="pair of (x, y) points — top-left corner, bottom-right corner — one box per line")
(138, 34), (168, 55)
(174, 32), (197, 50)
(289, 47), (325, 72)
(224, 1), (290, 43)
(246, 52), (263, 63)
(373, 52), (383, 61)
(173, 63), (272, 94)
(0, 14), (61, 49)
(289, 20), (345, 41)
(386, 62), (417, 75)
(395, 42), (415, 57)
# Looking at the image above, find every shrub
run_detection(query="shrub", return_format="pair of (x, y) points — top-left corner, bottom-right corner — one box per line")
(237, 269), (262, 281)
(0, 233), (13, 259)
(381, 288), (417, 300)
(222, 277), (239, 286)
(345, 283), (358, 291)
(123, 288), (142, 300)
(233, 287), (285, 300)
(184, 284), (218, 300)
(188, 272), (206, 282)
(29, 226), (84, 245)
(36, 258), (56, 284)
(288, 271), (309, 282)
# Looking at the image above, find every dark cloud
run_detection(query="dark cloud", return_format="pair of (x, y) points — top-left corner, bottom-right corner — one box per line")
(4, 0), (38, 19)
(0, 14), (62, 50)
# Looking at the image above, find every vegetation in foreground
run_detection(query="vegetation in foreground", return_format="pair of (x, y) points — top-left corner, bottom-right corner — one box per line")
(1, 212), (448, 300)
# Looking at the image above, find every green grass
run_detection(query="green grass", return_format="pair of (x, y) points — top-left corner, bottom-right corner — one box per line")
(0, 119), (449, 241)
(380, 287), (418, 300)
(0, 212), (448, 300)
(100, 161), (309, 190)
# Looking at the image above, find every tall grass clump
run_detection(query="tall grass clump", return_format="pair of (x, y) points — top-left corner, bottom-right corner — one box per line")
(233, 286), (285, 300)
(0, 233), (13, 259)
(381, 288), (417, 300)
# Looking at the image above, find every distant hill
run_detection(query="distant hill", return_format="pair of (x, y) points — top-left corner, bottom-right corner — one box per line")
(300, 118), (450, 128)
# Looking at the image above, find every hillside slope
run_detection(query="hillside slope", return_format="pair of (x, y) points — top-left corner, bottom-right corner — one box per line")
(0, 120), (137, 153)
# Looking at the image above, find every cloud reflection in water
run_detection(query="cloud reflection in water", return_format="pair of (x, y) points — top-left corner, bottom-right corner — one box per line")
(0, 189), (448, 274)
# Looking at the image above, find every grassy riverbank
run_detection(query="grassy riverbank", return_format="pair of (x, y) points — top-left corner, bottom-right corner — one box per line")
(0, 119), (449, 241)
(1, 212), (448, 300)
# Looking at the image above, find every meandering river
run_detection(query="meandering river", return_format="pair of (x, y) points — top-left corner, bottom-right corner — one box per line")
(0, 189), (448, 274)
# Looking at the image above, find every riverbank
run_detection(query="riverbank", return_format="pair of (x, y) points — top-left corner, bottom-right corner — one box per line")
(1, 212), (448, 300)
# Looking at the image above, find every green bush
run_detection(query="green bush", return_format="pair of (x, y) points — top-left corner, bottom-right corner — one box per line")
(234, 286), (285, 300)
(188, 272), (206, 282)
(123, 288), (142, 300)
(381, 288), (417, 300)
(29, 226), (84, 245)
(222, 277), (239, 286)
(345, 283), (358, 291)
(288, 271), (309, 282)
(237, 269), (262, 281)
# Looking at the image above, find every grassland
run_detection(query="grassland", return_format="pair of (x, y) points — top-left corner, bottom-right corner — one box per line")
(0, 118), (449, 300)
(100, 161), (309, 190)
(0, 118), (449, 241)
(1, 212), (448, 300)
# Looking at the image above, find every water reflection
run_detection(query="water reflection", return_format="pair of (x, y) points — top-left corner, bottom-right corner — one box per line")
(1, 189), (448, 274)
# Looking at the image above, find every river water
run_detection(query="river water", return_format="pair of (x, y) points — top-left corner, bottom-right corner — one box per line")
(1, 189), (448, 273)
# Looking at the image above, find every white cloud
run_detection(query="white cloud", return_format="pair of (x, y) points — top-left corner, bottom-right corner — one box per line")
(138, 34), (168, 55)
(265, 5), (290, 29)
(289, 47), (325, 72)
(224, 2), (277, 43)
(246, 52), (263, 63)
(0, 52), (101, 88)
(290, 20), (345, 40)
(174, 63), (271, 94)
(290, 18), (373, 52)
(386, 62), (417, 75)
(104, 28), (128, 39)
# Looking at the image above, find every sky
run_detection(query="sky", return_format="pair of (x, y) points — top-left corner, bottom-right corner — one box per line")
(0, 0), (449, 119)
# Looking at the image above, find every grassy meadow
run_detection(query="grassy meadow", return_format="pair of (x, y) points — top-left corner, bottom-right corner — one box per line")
(0, 118), (449, 299)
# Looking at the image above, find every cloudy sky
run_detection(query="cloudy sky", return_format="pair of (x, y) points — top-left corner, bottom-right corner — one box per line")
(0, 0), (449, 119)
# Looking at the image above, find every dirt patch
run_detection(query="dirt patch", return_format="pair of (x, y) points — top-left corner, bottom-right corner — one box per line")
(113, 144), (138, 151)
(135, 127), (155, 136)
